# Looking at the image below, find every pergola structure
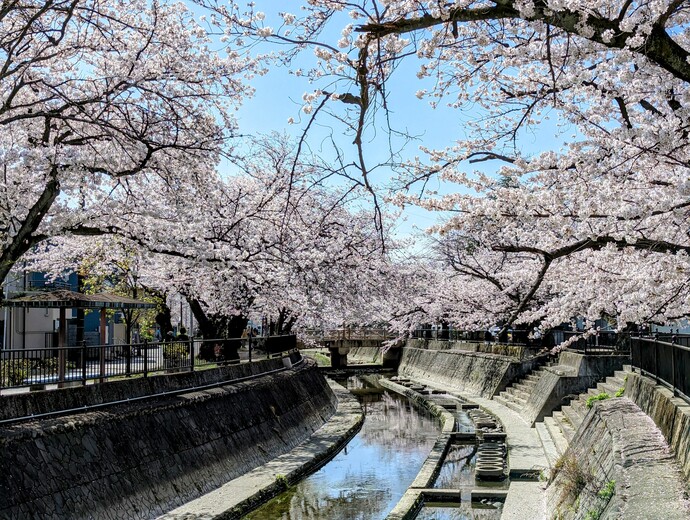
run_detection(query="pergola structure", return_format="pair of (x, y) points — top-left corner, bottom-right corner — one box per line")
(2, 290), (156, 385)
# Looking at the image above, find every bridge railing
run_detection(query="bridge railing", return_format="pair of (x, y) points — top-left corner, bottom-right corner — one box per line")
(0, 335), (297, 391)
(631, 336), (690, 403)
(301, 328), (395, 341)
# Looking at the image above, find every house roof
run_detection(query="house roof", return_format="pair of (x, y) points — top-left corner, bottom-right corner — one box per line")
(2, 290), (156, 309)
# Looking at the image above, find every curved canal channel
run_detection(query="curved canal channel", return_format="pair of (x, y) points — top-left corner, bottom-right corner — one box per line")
(245, 375), (440, 519)
(246, 375), (507, 519)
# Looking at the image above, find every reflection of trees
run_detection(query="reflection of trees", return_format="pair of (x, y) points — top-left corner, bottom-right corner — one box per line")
(247, 380), (445, 519)
(360, 391), (440, 453)
(433, 444), (477, 489)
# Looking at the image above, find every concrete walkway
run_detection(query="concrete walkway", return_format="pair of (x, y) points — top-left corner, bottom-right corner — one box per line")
(407, 382), (548, 519)
(157, 379), (363, 520)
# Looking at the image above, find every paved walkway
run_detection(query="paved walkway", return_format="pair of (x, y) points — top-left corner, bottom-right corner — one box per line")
(157, 379), (363, 520)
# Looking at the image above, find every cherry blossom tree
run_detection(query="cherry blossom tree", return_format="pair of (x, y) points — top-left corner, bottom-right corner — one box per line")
(205, 0), (690, 333)
(0, 0), (254, 297)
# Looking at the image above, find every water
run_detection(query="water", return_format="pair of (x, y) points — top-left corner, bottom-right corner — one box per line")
(415, 502), (501, 520)
(244, 376), (441, 520)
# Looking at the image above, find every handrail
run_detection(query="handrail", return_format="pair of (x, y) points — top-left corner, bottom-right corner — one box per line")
(0, 335), (298, 391)
(631, 336), (690, 404)
(0, 351), (305, 426)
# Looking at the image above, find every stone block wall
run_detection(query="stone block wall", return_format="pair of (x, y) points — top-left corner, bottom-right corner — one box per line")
(0, 359), (336, 519)
(397, 347), (543, 398)
(0, 353), (302, 422)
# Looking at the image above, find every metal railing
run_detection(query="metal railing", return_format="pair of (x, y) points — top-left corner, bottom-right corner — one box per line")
(410, 328), (533, 345)
(631, 336), (690, 403)
(302, 328), (395, 341)
(559, 330), (630, 355)
(0, 334), (297, 390)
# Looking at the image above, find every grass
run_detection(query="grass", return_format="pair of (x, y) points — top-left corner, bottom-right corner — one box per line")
(275, 474), (289, 490)
(552, 453), (593, 503)
(598, 480), (616, 500)
(586, 392), (610, 409)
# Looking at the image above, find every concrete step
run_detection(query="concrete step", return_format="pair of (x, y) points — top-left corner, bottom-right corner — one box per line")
(552, 411), (576, 442)
(506, 387), (530, 401)
(596, 381), (620, 395)
(607, 375), (625, 387)
(514, 382), (536, 393)
(502, 397), (524, 413)
(614, 370), (629, 380)
(569, 398), (588, 417)
(493, 394), (513, 408)
(561, 404), (584, 430)
(535, 422), (560, 470)
(525, 374), (541, 383)
(543, 416), (569, 455)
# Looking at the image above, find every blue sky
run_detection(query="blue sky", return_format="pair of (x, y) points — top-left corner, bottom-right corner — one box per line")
(208, 4), (573, 248)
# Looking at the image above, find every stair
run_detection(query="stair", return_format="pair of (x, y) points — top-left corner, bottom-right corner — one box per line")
(493, 363), (551, 413)
(534, 370), (631, 467)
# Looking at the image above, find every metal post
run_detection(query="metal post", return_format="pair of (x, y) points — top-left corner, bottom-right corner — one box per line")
(58, 307), (66, 388)
(81, 340), (87, 386)
(248, 334), (252, 363)
(143, 339), (148, 378)
(654, 338), (659, 384)
(671, 339), (676, 397)
(125, 341), (131, 377)
(189, 338), (194, 372)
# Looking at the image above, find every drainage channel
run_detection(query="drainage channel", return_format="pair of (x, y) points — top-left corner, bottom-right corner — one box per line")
(244, 374), (442, 520)
(387, 376), (508, 520)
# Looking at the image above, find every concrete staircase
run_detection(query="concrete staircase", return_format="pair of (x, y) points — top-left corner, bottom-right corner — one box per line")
(535, 369), (629, 468)
(493, 363), (553, 413)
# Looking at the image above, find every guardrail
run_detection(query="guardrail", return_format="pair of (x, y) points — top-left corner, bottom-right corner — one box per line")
(631, 336), (690, 403)
(0, 334), (297, 390)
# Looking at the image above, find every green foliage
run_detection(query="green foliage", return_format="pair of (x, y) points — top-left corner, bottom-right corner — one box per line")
(615, 386), (625, 397)
(598, 480), (616, 500)
(586, 392), (610, 409)
(163, 342), (189, 367)
(0, 359), (32, 386)
(585, 509), (601, 520)
(312, 353), (331, 366)
(275, 474), (289, 490)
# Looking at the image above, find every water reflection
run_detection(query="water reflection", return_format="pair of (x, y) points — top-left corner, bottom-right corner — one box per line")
(416, 503), (501, 520)
(245, 376), (440, 520)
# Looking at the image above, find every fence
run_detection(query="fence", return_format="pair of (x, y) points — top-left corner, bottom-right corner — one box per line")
(559, 330), (631, 355)
(631, 336), (690, 402)
(0, 334), (297, 391)
(302, 328), (395, 341)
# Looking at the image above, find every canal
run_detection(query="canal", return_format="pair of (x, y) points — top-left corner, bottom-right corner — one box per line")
(245, 375), (441, 519)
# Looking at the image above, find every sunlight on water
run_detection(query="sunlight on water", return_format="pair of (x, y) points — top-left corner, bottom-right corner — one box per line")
(245, 376), (440, 520)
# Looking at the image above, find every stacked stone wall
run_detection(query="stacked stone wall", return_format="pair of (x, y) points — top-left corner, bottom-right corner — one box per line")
(397, 347), (542, 398)
(0, 359), (335, 519)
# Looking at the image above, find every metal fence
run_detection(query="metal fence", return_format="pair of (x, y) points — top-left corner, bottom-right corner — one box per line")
(631, 336), (690, 402)
(559, 330), (631, 355)
(0, 334), (297, 390)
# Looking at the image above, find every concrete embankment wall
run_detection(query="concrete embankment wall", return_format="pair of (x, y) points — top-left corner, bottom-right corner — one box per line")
(398, 347), (544, 398)
(0, 352), (302, 422)
(625, 371), (690, 481)
(0, 359), (336, 520)
(547, 398), (689, 520)
(347, 345), (382, 364)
